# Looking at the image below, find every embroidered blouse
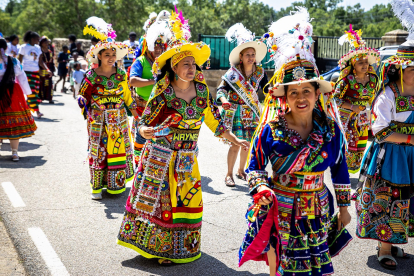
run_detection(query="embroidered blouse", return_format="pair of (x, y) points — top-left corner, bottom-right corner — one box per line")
(372, 82), (414, 142)
(334, 73), (377, 107)
(246, 109), (351, 207)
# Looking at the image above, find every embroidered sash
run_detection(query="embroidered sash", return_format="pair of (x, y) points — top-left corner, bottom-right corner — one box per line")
(222, 66), (263, 118)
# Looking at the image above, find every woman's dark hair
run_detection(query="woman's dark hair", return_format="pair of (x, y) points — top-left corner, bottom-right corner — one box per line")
(155, 57), (202, 82)
(6, 34), (18, 43)
(39, 37), (49, 47)
(0, 38), (16, 112)
(283, 81), (319, 95)
(23, 31), (39, 44)
(386, 64), (402, 84)
(68, 34), (76, 42)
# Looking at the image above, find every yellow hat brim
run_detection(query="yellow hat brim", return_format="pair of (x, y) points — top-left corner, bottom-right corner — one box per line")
(153, 43), (211, 74)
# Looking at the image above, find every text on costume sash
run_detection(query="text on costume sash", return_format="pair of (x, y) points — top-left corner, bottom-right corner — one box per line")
(173, 133), (199, 141)
(99, 97), (122, 104)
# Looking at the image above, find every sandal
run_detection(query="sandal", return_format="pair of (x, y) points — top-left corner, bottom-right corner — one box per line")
(11, 149), (19, 162)
(225, 176), (236, 187)
(391, 246), (409, 259)
(236, 172), (247, 181)
(377, 243), (397, 270)
(157, 258), (173, 266)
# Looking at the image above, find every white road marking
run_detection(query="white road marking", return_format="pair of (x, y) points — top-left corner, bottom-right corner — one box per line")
(1, 182), (26, 207)
(28, 227), (70, 276)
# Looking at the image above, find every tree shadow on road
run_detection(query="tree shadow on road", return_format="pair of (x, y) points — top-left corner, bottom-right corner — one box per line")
(121, 252), (268, 276)
(366, 254), (414, 275)
(97, 187), (131, 219)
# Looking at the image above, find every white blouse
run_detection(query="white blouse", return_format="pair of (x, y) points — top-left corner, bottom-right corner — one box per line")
(0, 56), (32, 95)
(371, 85), (411, 135)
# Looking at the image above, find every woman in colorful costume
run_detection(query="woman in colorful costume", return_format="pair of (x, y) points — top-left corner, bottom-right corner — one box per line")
(130, 10), (170, 163)
(238, 8), (352, 276)
(78, 17), (139, 200)
(18, 31), (43, 119)
(334, 25), (380, 173)
(355, 0), (414, 270)
(117, 9), (249, 265)
(217, 23), (268, 186)
(38, 36), (55, 104)
(0, 38), (37, 161)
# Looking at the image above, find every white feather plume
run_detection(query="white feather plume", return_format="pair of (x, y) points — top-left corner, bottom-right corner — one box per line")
(143, 12), (158, 32)
(156, 10), (170, 22)
(225, 23), (255, 46)
(391, 0), (414, 41)
(267, 6), (315, 72)
(338, 34), (348, 46)
(86, 16), (109, 34)
(146, 21), (172, 51)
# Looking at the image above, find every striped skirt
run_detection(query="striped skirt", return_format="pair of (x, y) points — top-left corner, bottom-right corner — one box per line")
(25, 71), (41, 112)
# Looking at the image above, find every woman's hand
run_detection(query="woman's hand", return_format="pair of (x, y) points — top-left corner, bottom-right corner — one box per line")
(48, 70), (53, 77)
(139, 126), (154, 139)
(337, 207), (351, 230)
(234, 138), (250, 151)
(256, 185), (274, 205)
(352, 105), (361, 114)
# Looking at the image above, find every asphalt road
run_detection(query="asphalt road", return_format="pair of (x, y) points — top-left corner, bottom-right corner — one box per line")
(1, 86), (414, 276)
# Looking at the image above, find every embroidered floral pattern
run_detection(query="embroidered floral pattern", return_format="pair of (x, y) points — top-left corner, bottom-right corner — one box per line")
(86, 67), (126, 90)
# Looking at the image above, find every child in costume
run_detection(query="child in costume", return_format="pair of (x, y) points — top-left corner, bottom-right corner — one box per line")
(78, 16), (139, 200)
(239, 8), (353, 276)
(334, 25), (380, 173)
(217, 23), (268, 187)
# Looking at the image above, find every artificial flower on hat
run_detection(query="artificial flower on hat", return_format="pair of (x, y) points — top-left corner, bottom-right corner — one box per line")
(152, 6), (210, 75)
(337, 24), (380, 70)
(83, 16), (129, 64)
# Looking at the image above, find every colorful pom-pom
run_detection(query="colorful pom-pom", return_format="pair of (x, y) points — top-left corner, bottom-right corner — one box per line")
(269, 32), (274, 37)
(264, 33), (270, 38)
(272, 45), (278, 51)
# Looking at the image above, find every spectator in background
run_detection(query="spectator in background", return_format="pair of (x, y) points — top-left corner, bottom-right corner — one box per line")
(18, 31), (43, 118)
(89, 37), (100, 70)
(54, 45), (69, 93)
(75, 41), (85, 57)
(90, 37), (99, 48)
(68, 34), (77, 53)
(38, 36), (55, 104)
(68, 52), (79, 97)
(72, 62), (85, 98)
(122, 32), (137, 70)
(5, 35), (20, 58)
(48, 39), (55, 60)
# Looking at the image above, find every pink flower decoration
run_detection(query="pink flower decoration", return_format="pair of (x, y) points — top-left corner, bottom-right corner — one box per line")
(108, 30), (117, 39)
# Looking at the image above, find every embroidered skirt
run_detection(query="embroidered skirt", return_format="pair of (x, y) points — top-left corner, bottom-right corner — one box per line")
(356, 141), (414, 243)
(338, 107), (369, 173)
(25, 71), (41, 112)
(118, 142), (203, 263)
(221, 103), (259, 144)
(240, 181), (352, 276)
(0, 83), (37, 139)
(87, 109), (134, 194)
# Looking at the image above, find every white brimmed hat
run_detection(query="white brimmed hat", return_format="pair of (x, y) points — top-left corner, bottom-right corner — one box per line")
(225, 23), (267, 66)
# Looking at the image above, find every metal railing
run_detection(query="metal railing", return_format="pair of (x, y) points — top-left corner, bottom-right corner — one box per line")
(199, 34), (274, 70)
(316, 36), (384, 59)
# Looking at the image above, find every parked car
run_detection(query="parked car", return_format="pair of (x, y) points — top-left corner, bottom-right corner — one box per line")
(322, 65), (340, 82)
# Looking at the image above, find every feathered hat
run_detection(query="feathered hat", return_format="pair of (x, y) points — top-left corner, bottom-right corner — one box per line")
(265, 7), (332, 96)
(225, 23), (267, 66)
(135, 10), (171, 58)
(83, 16), (129, 64)
(143, 12), (158, 33)
(382, 0), (414, 67)
(337, 25), (380, 69)
(152, 7), (210, 75)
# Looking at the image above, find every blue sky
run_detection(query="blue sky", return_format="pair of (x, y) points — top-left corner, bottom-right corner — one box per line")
(261, 0), (390, 11)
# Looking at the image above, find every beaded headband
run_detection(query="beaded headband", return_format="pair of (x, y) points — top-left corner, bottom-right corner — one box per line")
(171, 50), (194, 67)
